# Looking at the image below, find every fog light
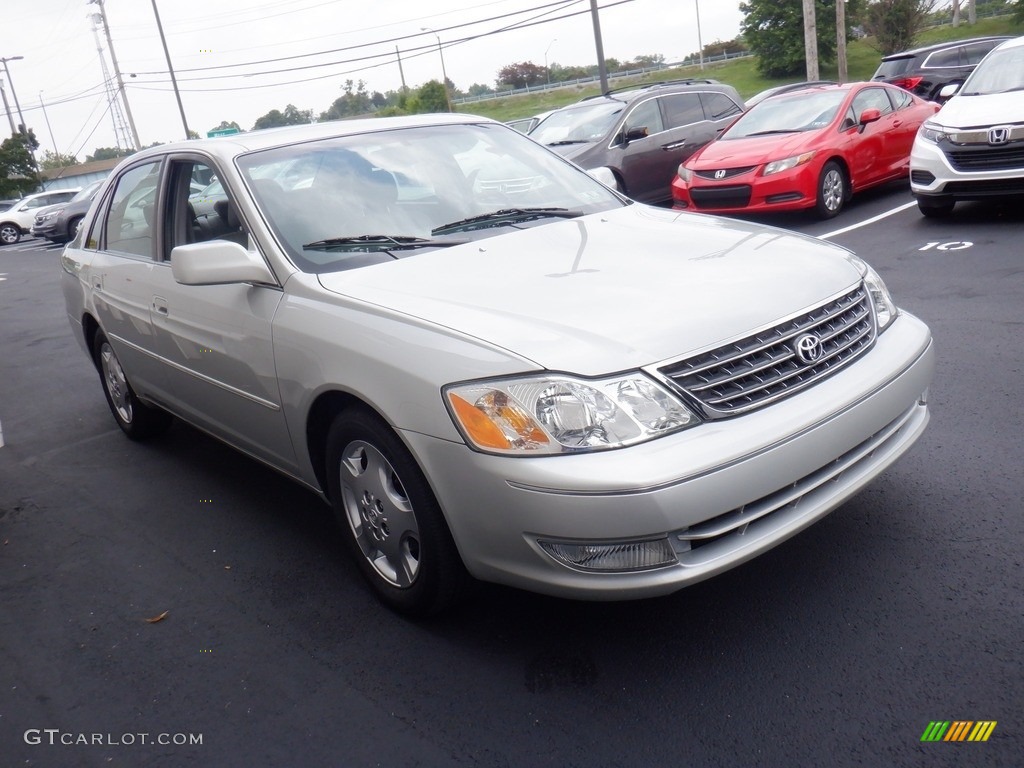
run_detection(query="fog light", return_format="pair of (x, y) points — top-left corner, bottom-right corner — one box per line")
(538, 537), (677, 572)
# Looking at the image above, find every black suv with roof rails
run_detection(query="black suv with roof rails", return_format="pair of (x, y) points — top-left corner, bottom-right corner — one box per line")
(528, 78), (745, 205)
(871, 36), (1012, 102)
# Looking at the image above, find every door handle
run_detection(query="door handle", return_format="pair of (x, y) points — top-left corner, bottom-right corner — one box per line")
(662, 140), (687, 151)
(152, 296), (168, 316)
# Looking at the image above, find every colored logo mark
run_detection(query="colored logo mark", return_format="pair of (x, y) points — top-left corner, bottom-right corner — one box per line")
(921, 721), (997, 742)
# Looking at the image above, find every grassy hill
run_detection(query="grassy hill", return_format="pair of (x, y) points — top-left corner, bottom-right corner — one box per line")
(459, 15), (1021, 123)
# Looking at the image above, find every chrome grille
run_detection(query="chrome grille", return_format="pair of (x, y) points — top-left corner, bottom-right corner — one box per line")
(659, 286), (875, 416)
(695, 166), (756, 180)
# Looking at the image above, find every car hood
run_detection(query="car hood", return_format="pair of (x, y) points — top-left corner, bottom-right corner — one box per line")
(933, 91), (1023, 128)
(689, 133), (816, 169)
(544, 141), (600, 162)
(316, 206), (861, 375)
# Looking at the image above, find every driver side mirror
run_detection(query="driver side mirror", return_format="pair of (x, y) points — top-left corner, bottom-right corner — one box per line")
(620, 126), (649, 146)
(857, 107), (882, 133)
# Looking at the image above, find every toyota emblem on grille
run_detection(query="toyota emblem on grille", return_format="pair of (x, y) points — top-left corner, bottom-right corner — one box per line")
(793, 333), (823, 365)
(989, 126), (1011, 145)
(714, 169), (727, 179)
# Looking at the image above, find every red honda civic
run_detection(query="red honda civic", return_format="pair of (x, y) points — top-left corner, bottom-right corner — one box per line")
(671, 82), (939, 218)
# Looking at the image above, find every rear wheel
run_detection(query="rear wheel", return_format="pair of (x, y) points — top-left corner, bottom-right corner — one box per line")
(0, 223), (20, 245)
(325, 407), (469, 616)
(815, 161), (846, 219)
(917, 197), (955, 218)
(92, 331), (172, 440)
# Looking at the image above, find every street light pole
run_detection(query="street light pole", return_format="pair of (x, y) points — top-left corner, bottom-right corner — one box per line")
(421, 27), (453, 112)
(695, 0), (705, 70)
(545, 39), (557, 85)
(0, 56), (26, 132)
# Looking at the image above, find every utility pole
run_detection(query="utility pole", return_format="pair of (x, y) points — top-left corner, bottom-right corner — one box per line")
(0, 80), (14, 135)
(836, 0), (847, 84)
(589, 0), (608, 93)
(802, 0), (819, 81)
(150, 0), (191, 140)
(395, 46), (407, 92)
(0, 56), (26, 133)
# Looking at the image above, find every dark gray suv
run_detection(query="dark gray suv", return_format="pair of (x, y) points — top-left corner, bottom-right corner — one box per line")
(871, 36), (1012, 102)
(529, 79), (744, 206)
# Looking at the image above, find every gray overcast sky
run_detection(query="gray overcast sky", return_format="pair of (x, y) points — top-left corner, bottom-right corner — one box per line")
(5, 0), (745, 159)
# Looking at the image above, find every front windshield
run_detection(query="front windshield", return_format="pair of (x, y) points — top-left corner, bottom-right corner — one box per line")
(723, 90), (847, 139)
(961, 45), (1024, 95)
(71, 180), (103, 203)
(529, 100), (624, 145)
(237, 122), (624, 273)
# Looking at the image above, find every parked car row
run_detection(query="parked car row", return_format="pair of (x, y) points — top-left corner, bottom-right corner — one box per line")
(0, 188), (80, 245)
(502, 35), (1022, 221)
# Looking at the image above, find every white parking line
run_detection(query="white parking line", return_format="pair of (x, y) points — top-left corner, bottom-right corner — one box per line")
(819, 200), (918, 240)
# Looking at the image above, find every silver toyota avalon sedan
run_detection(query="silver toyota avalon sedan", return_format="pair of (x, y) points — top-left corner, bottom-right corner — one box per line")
(60, 114), (933, 615)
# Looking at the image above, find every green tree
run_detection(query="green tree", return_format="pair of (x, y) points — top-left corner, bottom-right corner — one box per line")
(0, 131), (41, 199)
(740, 0), (863, 78)
(319, 80), (375, 121)
(252, 104), (313, 130)
(863, 0), (938, 55)
(496, 61), (546, 89)
(39, 150), (80, 170)
(87, 146), (134, 162)
(412, 81), (450, 113)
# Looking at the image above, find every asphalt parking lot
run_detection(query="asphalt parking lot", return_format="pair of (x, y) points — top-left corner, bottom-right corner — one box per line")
(1, 187), (1021, 767)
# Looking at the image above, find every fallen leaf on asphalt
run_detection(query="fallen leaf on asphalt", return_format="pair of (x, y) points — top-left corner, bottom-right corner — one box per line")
(145, 611), (169, 624)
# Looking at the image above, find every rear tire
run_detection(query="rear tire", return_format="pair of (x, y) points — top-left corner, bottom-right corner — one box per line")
(916, 198), (955, 218)
(0, 223), (20, 245)
(93, 331), (172, 440)
(325, 407), (470, 616)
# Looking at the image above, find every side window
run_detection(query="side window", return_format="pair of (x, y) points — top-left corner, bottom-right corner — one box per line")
(660, 93), (705, 129)
(887, 87), (913, 110)
(166, 160), (246, 252)
(924, 47), (961, 69)
(699, 91), (743, 121)
(623, 98), (663, 138)
(852, 88), (894, 118)
(840, 106), (858, 131)
(963, 41), (997, 65)
(103, 161), (161, 258)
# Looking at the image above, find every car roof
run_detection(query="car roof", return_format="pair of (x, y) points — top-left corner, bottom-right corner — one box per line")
(580, 78), (730, 104)
(880, 35), (1013, 60)
(122, 113), (496, 163)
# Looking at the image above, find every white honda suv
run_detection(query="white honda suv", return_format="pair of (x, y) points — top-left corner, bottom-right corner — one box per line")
(910, 35), (1024, 217)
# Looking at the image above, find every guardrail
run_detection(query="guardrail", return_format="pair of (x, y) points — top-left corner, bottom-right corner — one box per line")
(452, 50), (753, 105)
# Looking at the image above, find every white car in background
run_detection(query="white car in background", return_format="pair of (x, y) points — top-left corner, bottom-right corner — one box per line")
(910, 35), (1024, 217)
(0, 188), (80, 245)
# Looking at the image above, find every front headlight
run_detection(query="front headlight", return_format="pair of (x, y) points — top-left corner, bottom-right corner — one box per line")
(445, 373), (699, 455)
(40, 208), (63, 222)
(846, 255), (898, 332)
(917, 122), (948, 144)
(676, 163), (693, 183)
(763, 151), (816, 177)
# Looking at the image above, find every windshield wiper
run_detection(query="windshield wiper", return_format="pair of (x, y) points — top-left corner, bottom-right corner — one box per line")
(742, 129), (801, 137)
(545, 139), (590, 146)
(303, 234), (465, 251)
(431, 208), (583, 236)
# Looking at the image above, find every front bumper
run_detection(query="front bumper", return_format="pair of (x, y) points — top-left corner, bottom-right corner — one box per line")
(672, 162), (818, 214)
(911, 137), (1024, 201)
(405, 312), (933, 600)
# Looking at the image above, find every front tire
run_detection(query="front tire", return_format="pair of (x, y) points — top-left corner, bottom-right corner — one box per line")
(917, 197), (955, 218)
(0, 223), (20, 245)
(92, 331), (172, 440)
(815, 161), (847, 219)
(325, 407), (469, 616)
